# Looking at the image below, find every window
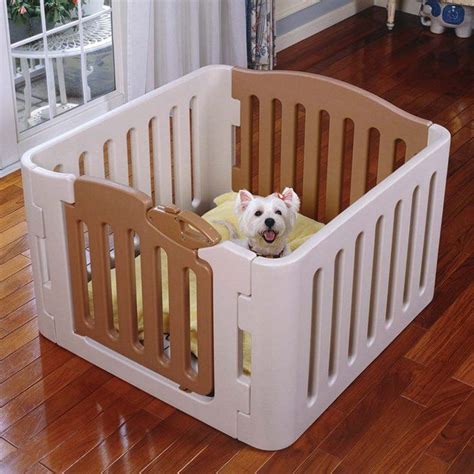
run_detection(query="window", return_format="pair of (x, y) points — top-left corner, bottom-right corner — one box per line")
(0, 0), (124, 172)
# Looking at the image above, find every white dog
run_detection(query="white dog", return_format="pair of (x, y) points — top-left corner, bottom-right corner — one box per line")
(233, 187), (300, 258)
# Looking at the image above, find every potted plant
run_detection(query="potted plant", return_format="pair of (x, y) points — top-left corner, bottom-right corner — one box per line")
(7, 0), (78, 43)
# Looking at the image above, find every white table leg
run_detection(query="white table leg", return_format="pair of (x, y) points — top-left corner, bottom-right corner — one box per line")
(45, 57), (58, 118)
(387, 0), (396, 30)
(387, 0), (397, 30)
(20, 58), (32, 128)
(56, 57), (68, 105)
(85, 65), (93, 102)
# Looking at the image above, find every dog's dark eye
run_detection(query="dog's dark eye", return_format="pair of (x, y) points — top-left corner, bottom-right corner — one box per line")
(255, 210), (262, 217)
(275, 210), (282, 216)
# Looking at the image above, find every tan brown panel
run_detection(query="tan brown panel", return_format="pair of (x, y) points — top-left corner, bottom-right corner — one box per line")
(394, 139), (407, 171)
(258, 99), (275, 195)
(140, 243), (166, 367)
(302, 106), (321, 218)
(232, 68), (430, 221)
(232, 95), (252, 191)
(405, 139), (425, 163)
(114, 229), (141, 357)
(280, 101), (297, 190)
(88, 221), (114, 342)
(326, 113), (345, 221)
(64, 216), (91, 333)
(193, 263), (214, 391)
(366, 127), (381, 192)
(65, 177), (220, 396)
(350, 125), (371, 204)
(377, 135), (396, 184)
(341, 118), (355, 212)
(167, 263), (190, 380)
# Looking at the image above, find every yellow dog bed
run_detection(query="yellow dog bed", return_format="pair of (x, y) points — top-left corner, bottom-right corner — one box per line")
(89, 192), (324, 374)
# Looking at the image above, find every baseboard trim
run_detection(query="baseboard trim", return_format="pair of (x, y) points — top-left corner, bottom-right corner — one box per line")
(0, 161), (21, 178)
(276, 0), (374, 52)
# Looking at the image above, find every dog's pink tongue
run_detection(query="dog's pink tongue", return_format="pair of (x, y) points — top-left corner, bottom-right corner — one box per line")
(263, 230), (276, 242)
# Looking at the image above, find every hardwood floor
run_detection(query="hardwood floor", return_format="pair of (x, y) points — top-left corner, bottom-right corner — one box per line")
(1, 6), (473, 472)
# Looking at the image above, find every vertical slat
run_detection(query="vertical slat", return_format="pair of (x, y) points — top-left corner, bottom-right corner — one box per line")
(355, 227), (376, 352)
(65, 214), (90, 333)
(280, 101), (297, 190)
(373, 212), (395, 338)
(85, 149), (105, 178)
(350, 125), (370, 204)
(420, 173), (441, 293)
(156, 115), (174, 205)
(62, 157), (80, 176)
(326, 114), (345, 220)
(194, 264), (213, 391)
(376, 135), (395, 184)
(258, 99), (274, 195)
(141, 243), (165, 366)
(88, 221), (113, 340)
(133, 123), (152, 196)
(390, 196), (413, 321)
(315, 264), (334, 390)
(174, 104), (193, 209)
(348, 232), (364, 362)
(328, 250), (344, 382)
(232, 94), (252, 191)
(114, 228), (139, 353)
(405, 184), (429, 309)
(335, 244), (355, 371)
(167, 261), (190, 382)
(302, 107), (321, 218)
(190, 97), (203, 206)
(405, 140), (421, 162)
(149, 117), (160, 201)
(307, 268), (322, 403)
(108, 135), (129, 185)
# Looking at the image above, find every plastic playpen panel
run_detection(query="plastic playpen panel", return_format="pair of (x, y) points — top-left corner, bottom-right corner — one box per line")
(235, 126), (449, 448)
(64, 177), (220, 395)
(231, 68), (430, 221)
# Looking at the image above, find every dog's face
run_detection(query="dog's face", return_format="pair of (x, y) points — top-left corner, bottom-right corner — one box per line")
(235, 188), (300, 248)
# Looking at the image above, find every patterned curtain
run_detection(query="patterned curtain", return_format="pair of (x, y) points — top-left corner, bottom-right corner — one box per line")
(246, 0), (276, 70)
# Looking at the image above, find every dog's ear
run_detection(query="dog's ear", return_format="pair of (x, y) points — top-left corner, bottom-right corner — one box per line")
(235, 189), (254, 215)
(281, 188), (300, 213)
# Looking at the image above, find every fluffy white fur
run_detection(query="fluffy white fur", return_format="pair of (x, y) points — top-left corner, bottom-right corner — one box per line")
(234, 188), (300, 257)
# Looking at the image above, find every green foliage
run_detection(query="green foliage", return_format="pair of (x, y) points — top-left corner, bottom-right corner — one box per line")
(7, 0), (79, 25)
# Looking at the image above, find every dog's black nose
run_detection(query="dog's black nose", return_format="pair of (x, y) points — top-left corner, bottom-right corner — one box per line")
(265, 218), (275, 228)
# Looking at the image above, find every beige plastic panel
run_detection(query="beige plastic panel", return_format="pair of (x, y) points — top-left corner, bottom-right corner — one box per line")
(65, 177), (221, 395)
(231, 68), (431, 222)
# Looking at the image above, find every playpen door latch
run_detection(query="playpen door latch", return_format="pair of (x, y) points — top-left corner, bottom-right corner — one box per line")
(148, 205), (221, 250)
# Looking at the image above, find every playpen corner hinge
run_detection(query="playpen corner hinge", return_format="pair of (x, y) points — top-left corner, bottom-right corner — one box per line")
(237, 378), (250, 415)
(237, 294), (253, 333)
(29, 203), (46, 238)
(229, 98), (241, 126)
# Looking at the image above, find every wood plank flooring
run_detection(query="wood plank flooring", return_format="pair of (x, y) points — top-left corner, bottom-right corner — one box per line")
(0, 7), (473, 472)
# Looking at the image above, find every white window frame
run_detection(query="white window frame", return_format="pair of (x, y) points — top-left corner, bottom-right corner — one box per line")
(0, 0), (126, 176)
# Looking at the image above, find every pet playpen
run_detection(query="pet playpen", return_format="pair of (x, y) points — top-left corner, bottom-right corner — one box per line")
(21, 66), (450, 449)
